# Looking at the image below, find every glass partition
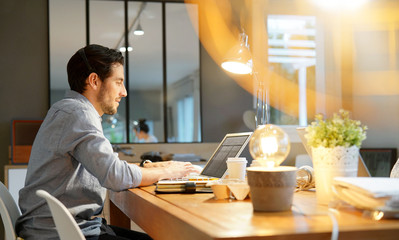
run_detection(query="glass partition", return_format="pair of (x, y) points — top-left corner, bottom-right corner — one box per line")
(50, 0), (201, 144)
(90, 0), (127, 143)
(128, 2), (164, 143)
(166, 3), (201, 142)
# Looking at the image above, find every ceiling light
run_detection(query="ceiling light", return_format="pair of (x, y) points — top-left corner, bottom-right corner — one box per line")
(119, 46), (133, 52)
(134, 21), (144, 36)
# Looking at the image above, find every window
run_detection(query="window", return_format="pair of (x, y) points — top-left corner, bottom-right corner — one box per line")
(49, 0), (201, 143)
(267, 15), (316, 126)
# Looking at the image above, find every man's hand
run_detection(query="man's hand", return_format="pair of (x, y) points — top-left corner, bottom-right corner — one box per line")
(138, 161), (200, 186)
(163, 161), (201, 177)
(143, 160), (190, 168)
(142, 160), (169, 168)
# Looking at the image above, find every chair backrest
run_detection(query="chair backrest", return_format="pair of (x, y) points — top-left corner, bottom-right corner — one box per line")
(36, 190), (85, 240)
(0, 181), (21, 240)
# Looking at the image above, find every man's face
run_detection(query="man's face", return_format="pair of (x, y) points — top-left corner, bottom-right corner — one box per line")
(97, 63), (127, 115)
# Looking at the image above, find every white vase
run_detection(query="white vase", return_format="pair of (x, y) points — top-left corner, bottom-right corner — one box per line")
(311, 146), (359, 205)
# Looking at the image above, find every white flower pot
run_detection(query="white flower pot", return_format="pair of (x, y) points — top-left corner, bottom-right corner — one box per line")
(311, 146), (359, 205)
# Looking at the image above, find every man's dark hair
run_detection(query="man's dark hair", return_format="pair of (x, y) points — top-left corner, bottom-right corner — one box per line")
(67, 44), (124, 93)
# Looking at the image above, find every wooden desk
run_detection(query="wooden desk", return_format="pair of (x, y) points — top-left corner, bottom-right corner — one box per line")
(109, 186), (399, 240)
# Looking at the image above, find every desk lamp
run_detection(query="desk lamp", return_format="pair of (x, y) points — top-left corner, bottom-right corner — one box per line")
(222, 30), (295, 212)
(221, 31), (291, 167)
(221, 31), (266, 127)
(221, 32), (252, 75)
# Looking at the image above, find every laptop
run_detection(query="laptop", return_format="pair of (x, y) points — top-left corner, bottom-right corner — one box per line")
(296, 127), (371, 177)
(156, 132), (253, 193)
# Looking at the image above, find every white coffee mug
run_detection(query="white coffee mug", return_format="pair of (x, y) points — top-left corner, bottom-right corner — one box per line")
(226, 157), (247, 181)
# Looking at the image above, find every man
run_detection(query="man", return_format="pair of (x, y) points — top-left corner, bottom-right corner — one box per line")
(16, 44), (198, 240)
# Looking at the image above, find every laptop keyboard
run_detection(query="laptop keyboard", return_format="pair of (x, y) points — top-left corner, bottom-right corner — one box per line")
(162, 177), (219, 182)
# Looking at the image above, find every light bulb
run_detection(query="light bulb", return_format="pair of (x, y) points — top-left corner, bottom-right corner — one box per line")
(221, 61), (252, 74)
(249, 124), (291, 167)
(134, 29), (144, 36)
(260, 136), (278, 155)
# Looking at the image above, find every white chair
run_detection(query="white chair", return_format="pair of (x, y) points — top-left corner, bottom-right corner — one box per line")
(0, 181), (21, 240)
(36, 190), (85, 240)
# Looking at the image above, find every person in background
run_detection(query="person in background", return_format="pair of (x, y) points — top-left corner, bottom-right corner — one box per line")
(133, 119), (158, 143)
(16, 44), (198, 240)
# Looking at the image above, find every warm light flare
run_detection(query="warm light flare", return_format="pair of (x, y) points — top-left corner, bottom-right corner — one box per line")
(186, 0), (396, 121)
(312, 0), (369, 10)
(372, 211), (384, 221)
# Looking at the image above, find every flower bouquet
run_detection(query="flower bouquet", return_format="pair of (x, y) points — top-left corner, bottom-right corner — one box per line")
(305, 109), (367, 149)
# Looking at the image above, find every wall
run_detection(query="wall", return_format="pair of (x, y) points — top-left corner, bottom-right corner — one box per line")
(201, 50), (254, 142)
(0, 0), (48, 181)
(0, 0), (48, 237)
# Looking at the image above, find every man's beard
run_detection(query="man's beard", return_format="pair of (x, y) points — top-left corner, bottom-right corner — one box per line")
(102, 103), (117, 115)
(98, 86), (117, 115)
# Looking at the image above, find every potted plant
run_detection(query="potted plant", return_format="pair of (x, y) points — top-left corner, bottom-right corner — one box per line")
(305, 109), (367, 205)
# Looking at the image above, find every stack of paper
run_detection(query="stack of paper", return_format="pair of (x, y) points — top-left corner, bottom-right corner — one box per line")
(156, 178), (217, 193)
(333, 177), (399, 211)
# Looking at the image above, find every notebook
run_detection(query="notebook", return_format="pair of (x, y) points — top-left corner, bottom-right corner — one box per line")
(333, 177), (399, 214)
(156, 132), (253, 193)
(296, 127), (371, 177)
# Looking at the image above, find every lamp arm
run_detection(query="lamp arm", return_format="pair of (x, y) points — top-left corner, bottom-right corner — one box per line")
(253, 71), (269, 127)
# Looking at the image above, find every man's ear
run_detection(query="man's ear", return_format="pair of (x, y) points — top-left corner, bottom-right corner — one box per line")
(86, 72), (100, 90)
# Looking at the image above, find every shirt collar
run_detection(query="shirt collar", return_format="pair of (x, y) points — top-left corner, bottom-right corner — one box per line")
(64, 90), (102, 120)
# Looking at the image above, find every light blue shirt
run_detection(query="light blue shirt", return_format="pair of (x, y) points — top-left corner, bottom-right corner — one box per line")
(16, 90), (142, 239)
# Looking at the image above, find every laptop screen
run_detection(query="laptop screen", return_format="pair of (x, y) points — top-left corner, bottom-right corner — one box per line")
(201, 133), (252, 178)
